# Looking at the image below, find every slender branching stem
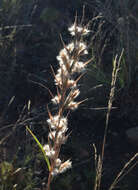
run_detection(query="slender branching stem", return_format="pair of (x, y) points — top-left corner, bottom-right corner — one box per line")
(94, 50), (124, 190)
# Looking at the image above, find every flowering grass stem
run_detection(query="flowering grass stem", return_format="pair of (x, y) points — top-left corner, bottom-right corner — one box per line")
(41, 16), (91, 190)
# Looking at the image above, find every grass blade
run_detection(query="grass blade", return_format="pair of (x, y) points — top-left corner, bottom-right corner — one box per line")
(26, 126), (51, 171)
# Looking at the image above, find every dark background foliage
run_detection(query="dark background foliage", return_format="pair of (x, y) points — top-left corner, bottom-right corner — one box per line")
(0, 0), (138, 189)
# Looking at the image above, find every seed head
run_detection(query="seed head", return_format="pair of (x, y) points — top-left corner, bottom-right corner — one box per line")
(51, 95), (61, 104)
(47, 115), (68, 130)
(72, 61), (86, 73)
(67, 101), (78, 110)
(55, 158), (62, 167)
(68, 24), (90, 36)
(59, 159), (72, 173)
(51, 168), (59, 176)
(43, 144), (55, 158)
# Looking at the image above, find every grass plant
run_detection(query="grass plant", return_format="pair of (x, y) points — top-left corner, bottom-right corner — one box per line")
(94, 50), (124, 190)
(1, 8), (136, 190)
(27, 13), (92, 190)
(93, 49), (138, 190)
(26, 11), (138, 189)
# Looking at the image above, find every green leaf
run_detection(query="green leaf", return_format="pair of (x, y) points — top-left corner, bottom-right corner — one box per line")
(26, 126), (51, 171)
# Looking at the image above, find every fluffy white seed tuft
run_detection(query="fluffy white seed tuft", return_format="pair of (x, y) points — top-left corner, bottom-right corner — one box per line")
(47, 115), (68, 130)
(59, 160), (72, 173)
(43, 144), (55, 158)
(68, 24), (90, 36)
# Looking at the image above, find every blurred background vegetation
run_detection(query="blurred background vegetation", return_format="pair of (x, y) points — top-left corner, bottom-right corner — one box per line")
(0, 0), (138, 189)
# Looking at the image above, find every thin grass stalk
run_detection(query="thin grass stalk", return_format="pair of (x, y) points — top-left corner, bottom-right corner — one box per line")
(94, 49), (124, 190)
(109, 153), (138, 190)
(102, 50), (124, 163)
(93, 144), (98, 190)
